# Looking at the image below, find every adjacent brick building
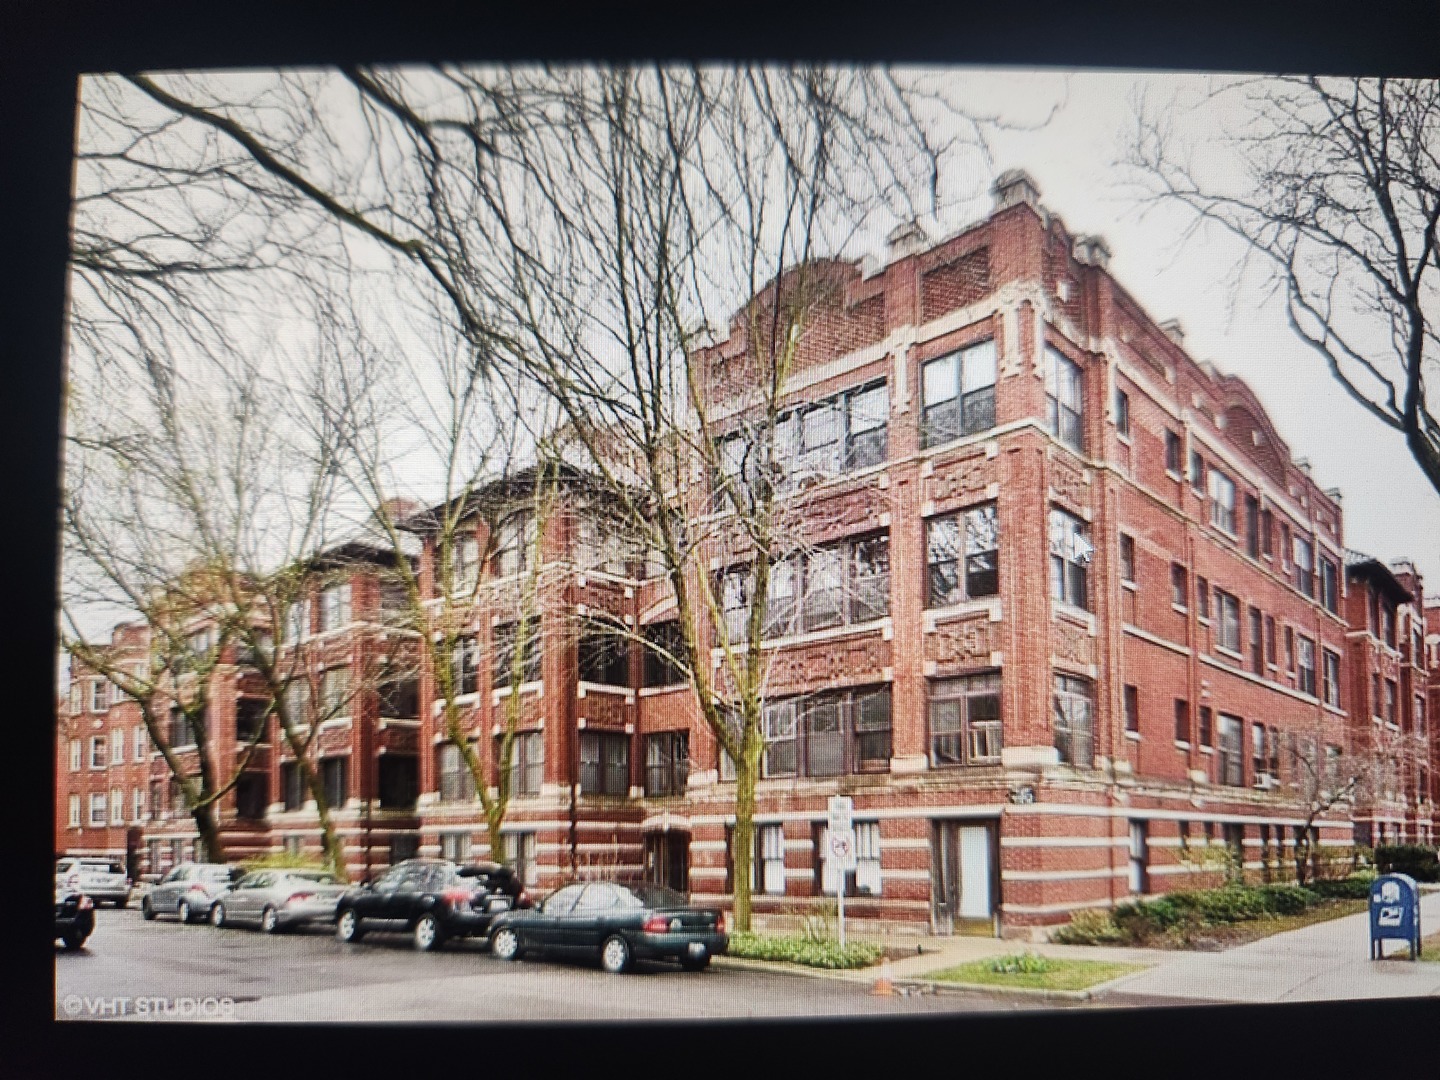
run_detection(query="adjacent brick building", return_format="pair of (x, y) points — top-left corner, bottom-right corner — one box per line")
(57, 172), (1439, 937)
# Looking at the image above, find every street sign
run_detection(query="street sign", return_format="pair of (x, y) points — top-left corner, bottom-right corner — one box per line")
(827, 795), (853, 833)
(827, 826), (858, 871)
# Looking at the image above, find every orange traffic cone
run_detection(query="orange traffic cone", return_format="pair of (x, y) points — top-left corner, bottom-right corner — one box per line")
(871, 958), (896, 996)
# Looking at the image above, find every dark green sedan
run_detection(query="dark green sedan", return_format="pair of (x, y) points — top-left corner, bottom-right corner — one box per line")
(488, 881), (727, 973)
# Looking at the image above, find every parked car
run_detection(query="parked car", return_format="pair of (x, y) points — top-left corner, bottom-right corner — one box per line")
(55, 858), (130, 908)
(55, 887), (96, 949)
(488, 881), (727, 973)
(334, 859), (531, 951)
(140, 862), (241, 923)
(210, 869), (347, 933)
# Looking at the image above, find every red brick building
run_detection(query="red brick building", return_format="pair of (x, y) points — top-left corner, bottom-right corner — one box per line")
(57, 171), (1440, 937)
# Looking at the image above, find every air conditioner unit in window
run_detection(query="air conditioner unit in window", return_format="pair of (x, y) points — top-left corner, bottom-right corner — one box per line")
(1254, 775), (1275, 791)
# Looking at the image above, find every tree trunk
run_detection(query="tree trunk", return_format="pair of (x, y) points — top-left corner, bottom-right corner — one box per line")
(302, 763), (349, 882)
(191, 802), (226, 864)
(732, 755), (758, 932)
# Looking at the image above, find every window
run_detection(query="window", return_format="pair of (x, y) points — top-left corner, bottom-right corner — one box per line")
(1115, 388), (1130, 437)
(1417, 696), (1426, 736)
(1297, 636), (1316, 697)
(110, 787), (124, 825)
(280, 762), (304, 811)
(1384, 678), (1398, 725)
(89, 736), (106, 769)
(438, 743), (477, 802)
(68, 795), (81, 827)
(89, 793), (106, 826)
(90, 680), (108, 713)
(817, 820), (882, 897)
(285, 599), (310, 642)
(720, 566), (752, 643)
(1048, 508), (1092, 609)
(763, 557), (799, 638)
(927, 505), (998, 606)
(843, 381), (890, 470)
(449, 534), (480, 596)
(321, 667), (349, 717)
(1292, 535), (1314, 598)
(1249, 607), (1264, 674)
(319, 582), (351, 632)
(576, 516), (633, 576)
(1044, 346), (1083, 452)
(1260, 508), (1274, 557)
(579, 731), (630, 796)
(444, 633), (478, 697)
(68, 739), (81, 772)
(494, 513), (536, 578)
(69, 683), (81, 715)
(132, 788), (145, 823)
(1164, 430), (1182, 474)
(1252, 723), (1268, 784)
(578, 621), (629, 686)
(441, 832), (472, 863)
(1053, 674), (1094, 767)
(1174, 698), (1190, 744)
(321, 758), (348, 808)
(1217, 714), (1244, 786)
(753, 534), (892, 639)
(642, 621), (686, 687)
(1123, 684), (1139, 734)
(1190, 449), (1206, 493)
(850, 688), (893, 770)
(504, 731), (544, 796)
(1245, 494), (1260, 558)
(236, 699), (267, 742)
(1372, 673), (1382, 718)
(1265, 614), (1277, 667)
(134, 725), (146, 761)
(378, 678), (419, 719)
(1196, 577), (1210, 619)
(1119, 534), (1135, 584)
(1171, 563), (1188, 608)
(109, 733), (123, 765)
(1198, 705), (1213, 748)
(801, 546), (845, 631)
(1380, 602), (1396, 647)
(930, 673), (1002, 765)
(1284, 625), (1295, 670)
(758, 824), (786, 895)
(1208, 469), (1236, 534)
(922, 340), (995, 447)
(850, 534), (891, 623)
(1215, 591), (1241, 653)
(1128, 820), (1149, 894)
(235, 773), (267, 819)
(1320, 558), (1339, 613)
(503, 832), (538, 888)
(1322, 649), (1341, 708)
(760, 700), (797, 778)
(644, 731), (689, 796)
(492, 622), (541, 687)
(1268, 726), (1281, 781)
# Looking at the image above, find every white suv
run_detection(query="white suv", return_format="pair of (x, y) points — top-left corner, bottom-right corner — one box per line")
(55, 858), (131, 908)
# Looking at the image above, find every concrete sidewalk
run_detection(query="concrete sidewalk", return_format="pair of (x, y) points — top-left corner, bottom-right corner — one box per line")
(1097, 889), (1440, 1003)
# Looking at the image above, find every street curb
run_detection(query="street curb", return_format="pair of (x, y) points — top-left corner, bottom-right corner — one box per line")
(712, 956), (868, 982)
(893, 978), (1093, 1001)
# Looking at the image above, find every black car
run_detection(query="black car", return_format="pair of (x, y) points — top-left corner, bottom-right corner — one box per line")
(334, 859), (530, 951)
(489, 881), (727, 973)
(55, 888), (96, 950)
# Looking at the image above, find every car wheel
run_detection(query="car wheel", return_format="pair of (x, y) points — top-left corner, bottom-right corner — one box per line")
(141, 897), (155, 921)
(177, 899), (194, 924)
(413, 913), (444, 952)
(336, 908), (364, 943)
(211, 903), (227, 929)
(61, 930), (89, 950)
(600, 934), (631, 975)
(681, 954), (711, 972)
(261, 906), (281, 934)
(491, 926), (521, 961)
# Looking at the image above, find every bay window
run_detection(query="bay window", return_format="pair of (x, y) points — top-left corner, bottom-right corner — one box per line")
(579, 731), (630, 796)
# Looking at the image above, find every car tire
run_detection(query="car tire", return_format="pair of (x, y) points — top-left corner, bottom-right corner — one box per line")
(491, 926), (521, 961)
(413, 913), (444, 952)
(600, 934), (631, 975)
(178, 899), (194, 924)
(61, 931), (89, 950)
(141, 897), (155, 921)
(211, 903), (227, 929)
(681, 954), (711, 972)
(336, 908), (364, 943)
(261, 906), (281, 934)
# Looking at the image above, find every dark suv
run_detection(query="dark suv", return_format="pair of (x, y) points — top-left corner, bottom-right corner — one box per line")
(334, 859), (531, 951)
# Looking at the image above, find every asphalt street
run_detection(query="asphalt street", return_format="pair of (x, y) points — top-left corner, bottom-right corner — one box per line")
(56, 906), (1075, 1022)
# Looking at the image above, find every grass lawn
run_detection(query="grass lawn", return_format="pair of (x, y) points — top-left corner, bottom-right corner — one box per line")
(1421, 933), (1440, 962)
(921, 957), (1146, 992)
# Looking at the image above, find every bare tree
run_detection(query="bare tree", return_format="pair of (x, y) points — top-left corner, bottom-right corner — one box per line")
(1127, 77), (1440, 494)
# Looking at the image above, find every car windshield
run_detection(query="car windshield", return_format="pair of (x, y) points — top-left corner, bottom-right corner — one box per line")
(199, 866), (233, 882)
(81, 861), (122, 874)
(286, 871), (339, 884)
(622, 884), (688, 909)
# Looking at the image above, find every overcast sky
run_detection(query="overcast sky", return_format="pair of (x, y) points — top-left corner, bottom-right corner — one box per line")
(886, 69), (1440, 592)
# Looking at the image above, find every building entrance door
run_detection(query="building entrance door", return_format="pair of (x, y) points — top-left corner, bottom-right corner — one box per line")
(642, 831), (690, 894)
(931, 820), (997, 935)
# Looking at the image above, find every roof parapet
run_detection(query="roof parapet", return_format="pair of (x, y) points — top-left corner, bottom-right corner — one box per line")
(991, 169), (1041, 213)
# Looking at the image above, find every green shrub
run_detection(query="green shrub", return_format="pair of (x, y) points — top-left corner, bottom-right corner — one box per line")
(1257, 884), (1318, 915)
(240, 851), (331, 872)
(727, 932), (885, 969)
(1375, 844), (1440, 883)
(987, 952), (1052, 975)
(1112, 898), (1185, 940)
(1052, 908), (1127, 945)
(1306, 876), (1373, 900)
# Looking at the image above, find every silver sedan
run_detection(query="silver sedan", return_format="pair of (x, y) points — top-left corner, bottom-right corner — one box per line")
(209, 869), (347, 933)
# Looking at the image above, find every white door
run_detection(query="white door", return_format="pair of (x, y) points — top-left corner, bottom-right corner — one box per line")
(958, 826), (992, 920)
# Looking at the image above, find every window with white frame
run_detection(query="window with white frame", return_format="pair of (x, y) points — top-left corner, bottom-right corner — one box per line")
(1292, 535), (1315, 598)
(1297, 636), (1317, 697)
(89, 793), (107, 826)
(69, 683), (81, 715)
(1044, 346), (1084, 452)
(438, 743), (477, 802)
(922, 340), (996, 447)
(285, 599), (310, 642)
(89, 736), (106, 769)
(720, 566), (752, 643)
(1214, 590), (1241, 653)
(1320, 557), (1339, 613)
(111, 734), (124, 765)
(133, 788), (145, 822)
(927, 503), (998, 606)
(1323, 649), (1342, 708)
(817, 820), (882, 897)
(68, 795), (81, 827)
(441, 831), (472, 862)
(579, 731), (630, 796)
(1218, 714), (1244, 786)
(761, 700), (798, 778)
(930, 672), (1002, 765)
(69, 739), (81, 772)
(502, 731), (544, 796)
(1208, 468), (1236, 534)
(494, 513), (536, 579)
(758, 824), (786, 895)
(503, 831), (538, 888)
(110, 787), (125, 824)
(321, 667), (350, 717)
(90, 679), (108, 713)
(1048, 508), (1092, 609)
(133, 725), (146, 762)
(450, 533), (480, 595)
(1114, 387), (1131, 437)
(1052, 674), (1094, 766)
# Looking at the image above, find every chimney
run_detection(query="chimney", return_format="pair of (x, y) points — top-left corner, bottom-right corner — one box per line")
(1159, 318), (1185, 346)
(1324, 486), (1343, 504)
(1073, 234), (1111, 269)
(886, 220), (928, 262)
(991, 169), (1041, 212)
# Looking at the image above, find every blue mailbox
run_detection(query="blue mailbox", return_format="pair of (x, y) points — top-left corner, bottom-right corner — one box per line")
(1368, 873), (1421, 960)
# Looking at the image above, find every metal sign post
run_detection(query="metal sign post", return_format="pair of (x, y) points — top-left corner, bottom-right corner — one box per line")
(827, 797), (856, 949)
